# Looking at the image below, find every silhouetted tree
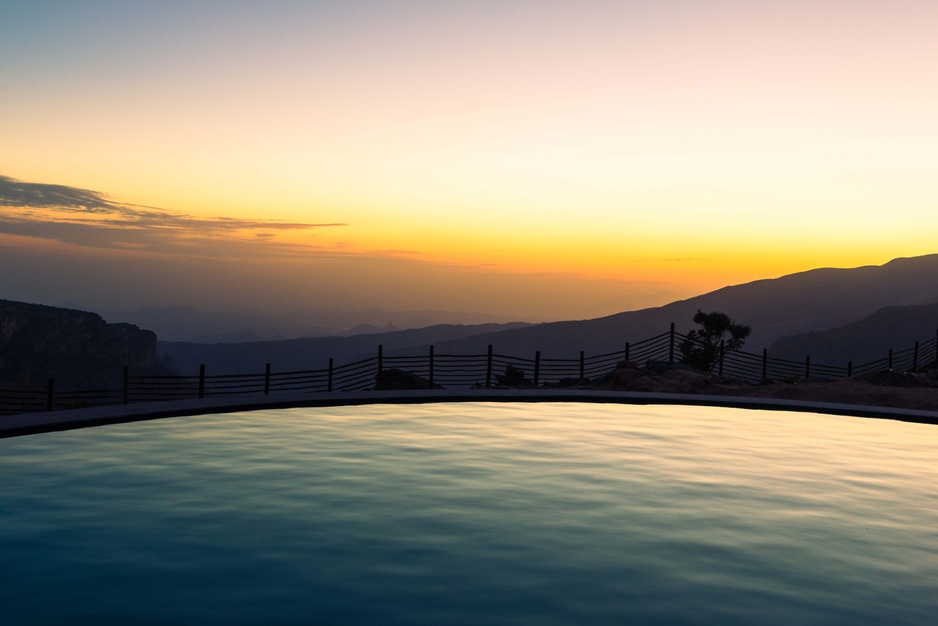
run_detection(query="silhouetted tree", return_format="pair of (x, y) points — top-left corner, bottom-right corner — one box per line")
(680, 310), (751, 373)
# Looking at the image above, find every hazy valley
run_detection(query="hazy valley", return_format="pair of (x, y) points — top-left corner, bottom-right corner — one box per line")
(155, 254), (938, 377)
(5, 254), (938, 389)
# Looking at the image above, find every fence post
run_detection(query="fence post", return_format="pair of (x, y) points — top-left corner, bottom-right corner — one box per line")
(264, 363), (271, 395)
(804, 355), (810, 381)
(378, 345), (384, 375)
(762, 349), (768, 380)
(328, 358), (334, 392)
(718, 340), (725, 376)
(428, 345), (434, 389)
(888, 348), (893, 371)
(486, 345), (493, 387)
(669, 323), (675, 363)
(198, 364), (206, 399)
(123, 365), (129, 404)
(625, 342), (630, 362)
(534, 351), (541, 386)
(579, 351), (585, 380)
(913, 341), (919, 372)
(46, 379), (54, 411)
(847, 361), (853, 378)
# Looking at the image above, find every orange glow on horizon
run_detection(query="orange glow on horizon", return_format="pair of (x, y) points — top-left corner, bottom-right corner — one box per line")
(2, 1), (937, 317)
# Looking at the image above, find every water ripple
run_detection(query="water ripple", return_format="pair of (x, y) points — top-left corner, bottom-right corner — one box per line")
(1, 403), (935, 625)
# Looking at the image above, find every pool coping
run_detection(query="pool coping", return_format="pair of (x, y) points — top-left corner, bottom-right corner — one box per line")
(3, 388), (938, 438)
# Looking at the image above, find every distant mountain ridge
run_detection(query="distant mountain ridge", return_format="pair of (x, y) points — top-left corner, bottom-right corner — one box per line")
(768, 303), (938, 366)
(158, 322), (535, 375)
(413, 254), (938, 359)
(13, 254), (938, 386)
(158, 254), (938, 375)
(101, 306), (524, 342)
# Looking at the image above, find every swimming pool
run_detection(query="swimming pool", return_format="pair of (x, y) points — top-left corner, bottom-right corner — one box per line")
(1, 402), (935, 624)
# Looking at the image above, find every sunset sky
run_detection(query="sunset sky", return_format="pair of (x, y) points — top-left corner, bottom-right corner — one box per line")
(2, 1), (936, 321)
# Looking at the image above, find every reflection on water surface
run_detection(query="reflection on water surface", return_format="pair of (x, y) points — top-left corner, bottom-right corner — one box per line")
(1, 403), (936, 625)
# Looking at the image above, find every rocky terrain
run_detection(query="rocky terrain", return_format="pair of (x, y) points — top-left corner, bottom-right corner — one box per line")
(602, 361), (938, 412)
(0, 300), (175, 390)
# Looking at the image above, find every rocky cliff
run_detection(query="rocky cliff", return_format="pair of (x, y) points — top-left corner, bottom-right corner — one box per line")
(0, 300), (175, 390)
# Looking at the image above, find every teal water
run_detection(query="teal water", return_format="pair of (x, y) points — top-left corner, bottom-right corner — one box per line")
(1, 403), (936, 625)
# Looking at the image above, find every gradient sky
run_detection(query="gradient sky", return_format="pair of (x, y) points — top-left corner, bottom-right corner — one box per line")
(2, 1), (936, 320)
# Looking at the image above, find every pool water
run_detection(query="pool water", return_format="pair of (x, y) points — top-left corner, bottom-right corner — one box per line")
(1, 403), (936, 625)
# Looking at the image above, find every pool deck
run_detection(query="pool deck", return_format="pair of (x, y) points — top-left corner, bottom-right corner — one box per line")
(3, 388), (938, 438)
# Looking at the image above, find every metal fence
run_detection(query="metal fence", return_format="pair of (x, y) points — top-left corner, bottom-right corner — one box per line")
(3, 325), (937, 416)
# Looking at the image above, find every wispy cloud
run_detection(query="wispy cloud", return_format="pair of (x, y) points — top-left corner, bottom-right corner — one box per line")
(0, 175), (120, 212)
(0, 174), (345, 255)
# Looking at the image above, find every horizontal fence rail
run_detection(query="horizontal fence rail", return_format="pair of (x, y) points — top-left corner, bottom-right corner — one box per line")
(3, 325), (937, 417)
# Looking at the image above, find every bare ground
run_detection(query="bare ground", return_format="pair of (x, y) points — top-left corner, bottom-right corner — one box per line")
(604, 365), (938, 412)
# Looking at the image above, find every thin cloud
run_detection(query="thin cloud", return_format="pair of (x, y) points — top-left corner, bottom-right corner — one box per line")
(0, 175), (115, 212)
(0, 174), (346, 255)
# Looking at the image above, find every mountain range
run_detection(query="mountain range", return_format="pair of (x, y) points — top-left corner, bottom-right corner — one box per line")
(768, 303), (938, 365)
(98, 306), (529, 342)
(159, 322), (533, 376)
(157, 254), (938, 376)
(383, 254), (938, 360)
